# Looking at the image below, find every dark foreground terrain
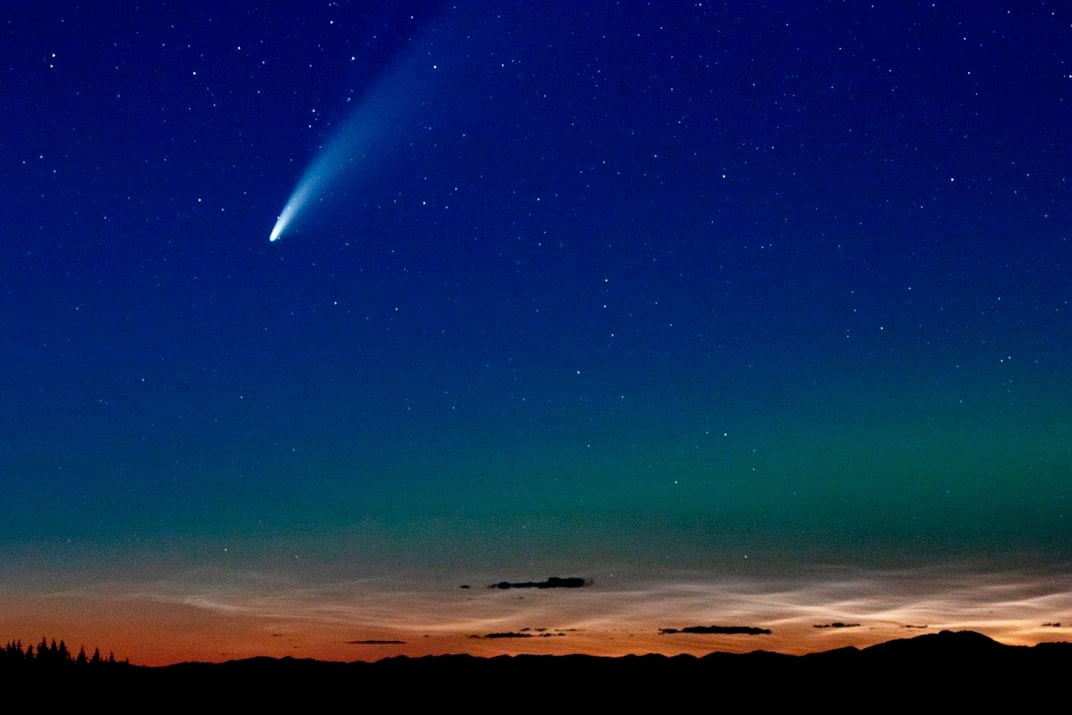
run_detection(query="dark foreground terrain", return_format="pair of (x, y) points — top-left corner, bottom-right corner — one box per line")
(3, 631), (1069, 702)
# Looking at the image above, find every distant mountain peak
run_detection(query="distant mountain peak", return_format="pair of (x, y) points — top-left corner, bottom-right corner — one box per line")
(863, 629), (1011, 658)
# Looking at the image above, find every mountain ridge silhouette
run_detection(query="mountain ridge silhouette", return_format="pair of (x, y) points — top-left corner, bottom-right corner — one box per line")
(7, 630), (1070, 698)
(145, 630), (1072, 671)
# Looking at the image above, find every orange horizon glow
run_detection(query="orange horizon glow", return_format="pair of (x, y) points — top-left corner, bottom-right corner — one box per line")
(3, 562), (1070, 666)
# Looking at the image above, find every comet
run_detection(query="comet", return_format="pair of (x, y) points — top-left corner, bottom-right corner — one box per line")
(269, 101), (391, 244)
(269, 126), (359, 243)
(268, 33), (436, 244)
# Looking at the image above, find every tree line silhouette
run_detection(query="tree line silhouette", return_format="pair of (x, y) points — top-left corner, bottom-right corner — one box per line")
(2, 638), (127, 669)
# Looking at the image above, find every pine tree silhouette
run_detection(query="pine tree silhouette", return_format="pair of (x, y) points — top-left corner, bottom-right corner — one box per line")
(2, 637), (124, 672)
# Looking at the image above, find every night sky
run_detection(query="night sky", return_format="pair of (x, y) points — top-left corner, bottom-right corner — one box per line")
(2, 1), (1071, 663)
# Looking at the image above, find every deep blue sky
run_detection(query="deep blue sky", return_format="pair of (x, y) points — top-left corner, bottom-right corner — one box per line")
(2, 1), (1070, 568)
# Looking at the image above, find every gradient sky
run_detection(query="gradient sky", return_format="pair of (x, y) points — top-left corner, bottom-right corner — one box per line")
(2, 1), (1070, 664)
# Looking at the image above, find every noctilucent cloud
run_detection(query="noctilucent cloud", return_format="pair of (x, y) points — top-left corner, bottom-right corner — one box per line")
(1, 2), (1070, 663)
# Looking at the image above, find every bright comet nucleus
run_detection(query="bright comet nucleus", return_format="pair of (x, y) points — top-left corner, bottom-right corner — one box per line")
(269, 170), (322, 242)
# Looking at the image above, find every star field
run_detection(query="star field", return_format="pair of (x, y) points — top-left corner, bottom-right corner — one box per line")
(1, 1), (1070, 662)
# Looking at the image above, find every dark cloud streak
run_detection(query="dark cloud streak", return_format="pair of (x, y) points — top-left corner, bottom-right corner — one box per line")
(488, 577), (590, 590)
(660, 625), (772, 636)
(813, 622), (861, 629)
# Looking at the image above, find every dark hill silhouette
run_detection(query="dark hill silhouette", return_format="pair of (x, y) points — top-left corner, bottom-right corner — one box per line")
(5, 631), (1071, 699)
(862, 629), (1015, 660)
